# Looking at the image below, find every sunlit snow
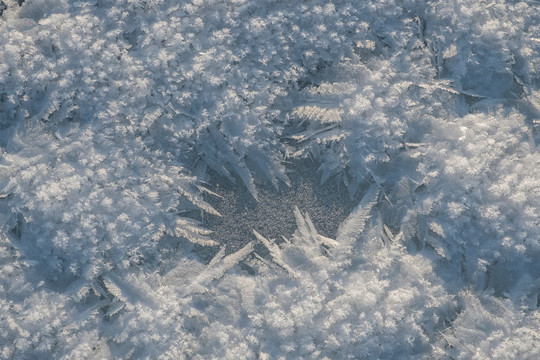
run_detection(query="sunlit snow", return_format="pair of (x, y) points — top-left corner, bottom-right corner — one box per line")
(1, 0), (540, 358)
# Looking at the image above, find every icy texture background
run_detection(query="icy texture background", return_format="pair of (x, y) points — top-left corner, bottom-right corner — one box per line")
(1, 0), (540, 358)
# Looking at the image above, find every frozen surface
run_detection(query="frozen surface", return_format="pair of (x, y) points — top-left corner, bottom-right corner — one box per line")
(1, 0), (540, 358)
(203, 161), (359, 256)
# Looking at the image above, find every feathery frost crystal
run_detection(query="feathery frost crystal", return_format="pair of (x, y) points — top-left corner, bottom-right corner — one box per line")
(1, 0), (540, 358)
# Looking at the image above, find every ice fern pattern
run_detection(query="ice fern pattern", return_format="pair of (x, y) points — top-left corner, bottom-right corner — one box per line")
(2, 0), (540, 359)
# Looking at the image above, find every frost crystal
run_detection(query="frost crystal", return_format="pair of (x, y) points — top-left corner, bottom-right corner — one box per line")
(1, 0), (540, 358)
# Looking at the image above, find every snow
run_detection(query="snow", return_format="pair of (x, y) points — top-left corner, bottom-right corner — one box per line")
(1, 0), (540, 358)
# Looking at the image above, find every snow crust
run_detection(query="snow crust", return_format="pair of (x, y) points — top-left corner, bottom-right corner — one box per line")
(1, 0), (540, 358)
